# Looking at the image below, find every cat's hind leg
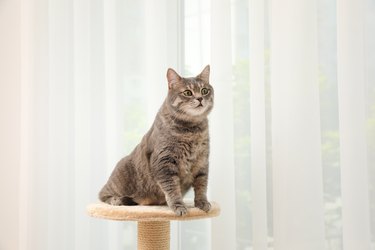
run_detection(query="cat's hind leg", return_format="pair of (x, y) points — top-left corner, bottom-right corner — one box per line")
(100, 195), (138, 206)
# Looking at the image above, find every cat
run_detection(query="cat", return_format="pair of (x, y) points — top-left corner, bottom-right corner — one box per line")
(99, 65), (214, 216)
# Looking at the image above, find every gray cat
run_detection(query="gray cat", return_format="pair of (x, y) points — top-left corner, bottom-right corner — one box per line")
(99, 65), (213, 216)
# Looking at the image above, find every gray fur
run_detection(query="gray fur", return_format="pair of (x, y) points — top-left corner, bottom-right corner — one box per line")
(99, 65), (213, 216)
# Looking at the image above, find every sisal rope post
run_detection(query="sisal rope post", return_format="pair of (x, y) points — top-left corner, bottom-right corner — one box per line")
(137, 221), (170, 250)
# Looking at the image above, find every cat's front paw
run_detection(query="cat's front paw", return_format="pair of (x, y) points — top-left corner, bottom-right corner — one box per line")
(170, 202), (188, 216)
(195, 199), (211, 212)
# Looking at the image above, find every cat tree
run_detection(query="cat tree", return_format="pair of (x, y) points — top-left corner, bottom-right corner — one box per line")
(87, 201), (220, 250)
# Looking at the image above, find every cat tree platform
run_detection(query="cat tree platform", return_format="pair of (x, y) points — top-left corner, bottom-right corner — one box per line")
(87, 201), (220, 250)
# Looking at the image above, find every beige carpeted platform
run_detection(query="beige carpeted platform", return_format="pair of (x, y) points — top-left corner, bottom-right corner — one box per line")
(87, 200), (220, 221)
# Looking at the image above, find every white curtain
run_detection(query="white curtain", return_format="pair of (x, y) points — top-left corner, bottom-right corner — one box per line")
(1, 0), (375, 249)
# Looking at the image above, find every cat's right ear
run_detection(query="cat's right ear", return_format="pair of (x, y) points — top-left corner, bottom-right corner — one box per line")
(197, 65), (210, 83)
(167, 68), (181, 89)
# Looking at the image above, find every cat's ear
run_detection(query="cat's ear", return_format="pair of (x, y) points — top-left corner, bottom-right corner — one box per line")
(197, 65), (210, 83)
(167, 68), (182, 89)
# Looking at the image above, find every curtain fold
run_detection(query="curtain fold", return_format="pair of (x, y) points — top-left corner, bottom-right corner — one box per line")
(249, 0), (268, 248)
(21, 1), (51, 249)
(270, 0), (325, 249)
(210, 0), (236, 249)
(337, 0), (372, 249)
(72, 0), (92, 249)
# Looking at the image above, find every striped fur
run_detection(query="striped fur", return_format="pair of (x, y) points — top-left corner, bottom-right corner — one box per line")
(99, 66), (213, 216)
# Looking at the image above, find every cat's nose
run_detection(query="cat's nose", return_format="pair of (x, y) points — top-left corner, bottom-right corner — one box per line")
(197, 97), (203, 102)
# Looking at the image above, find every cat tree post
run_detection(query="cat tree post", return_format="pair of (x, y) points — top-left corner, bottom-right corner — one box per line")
(138, 221), (170, 250)
(87, 201), (220, 250)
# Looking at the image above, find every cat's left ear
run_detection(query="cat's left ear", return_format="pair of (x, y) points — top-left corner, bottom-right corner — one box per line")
(167, 68), (182, 89)
(197, 65), (210, 83)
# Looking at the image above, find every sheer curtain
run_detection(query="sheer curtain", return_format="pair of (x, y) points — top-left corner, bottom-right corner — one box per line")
(1, 0), (375, 249)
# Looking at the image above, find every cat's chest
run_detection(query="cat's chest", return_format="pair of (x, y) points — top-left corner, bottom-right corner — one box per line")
(182, 137), (206, 159)
(178, 138), (207, 175)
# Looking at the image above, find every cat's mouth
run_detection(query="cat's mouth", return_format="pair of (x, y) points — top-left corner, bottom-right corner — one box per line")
(197, 103), (203, 108)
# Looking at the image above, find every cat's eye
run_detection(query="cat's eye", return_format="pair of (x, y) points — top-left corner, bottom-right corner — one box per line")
(201, 88), (209, 95)
(183, 90), (193, 97)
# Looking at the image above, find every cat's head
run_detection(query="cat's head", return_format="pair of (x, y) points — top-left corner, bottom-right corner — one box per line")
(166, 65), (214, 119)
